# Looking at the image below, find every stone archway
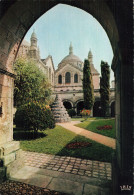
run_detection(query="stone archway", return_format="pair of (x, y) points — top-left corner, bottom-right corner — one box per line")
(63, 101), (72, 110)
(93, 101), (101, 117)
(76, 101), (84, 115)
(0, 1), (133, 194)
(110, 101), (115, 117)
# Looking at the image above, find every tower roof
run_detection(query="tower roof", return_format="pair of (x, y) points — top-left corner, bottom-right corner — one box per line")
(88, 50), (93, 58)
(31, 30), (37, 39)
(88, 50), (99, 75)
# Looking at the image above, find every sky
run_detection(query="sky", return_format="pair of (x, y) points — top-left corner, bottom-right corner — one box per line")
(24, 4), (114, 82)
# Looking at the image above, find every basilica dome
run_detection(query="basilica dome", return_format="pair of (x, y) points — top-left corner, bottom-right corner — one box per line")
(61, 53), (83, 64)
(58, 43), (83, 69)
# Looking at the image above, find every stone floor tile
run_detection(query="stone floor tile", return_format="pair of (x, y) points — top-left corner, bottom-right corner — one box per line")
(52, 167), (59, 171)
(26, 174), (52, 188)
(83, 184), (101, 195)
(47, 178), (83, 195)
(58, 169), (64, 172)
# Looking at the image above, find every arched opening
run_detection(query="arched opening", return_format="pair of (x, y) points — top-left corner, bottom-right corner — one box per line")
(65, 72), (71, 84)
(58, 74), (62, 84)
(74, 73), (78, 83)
(111, 101), (115, 117)
(77, 101), (84, 115)
(0, 1), (132, 194)
(63, 101), (72, 110)
(93, 101), (101, 117)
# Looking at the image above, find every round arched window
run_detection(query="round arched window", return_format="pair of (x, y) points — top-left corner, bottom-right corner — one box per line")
(65, 72), (71, 83)
(74, 74), (78, 83)
(58, 74), (62, 84)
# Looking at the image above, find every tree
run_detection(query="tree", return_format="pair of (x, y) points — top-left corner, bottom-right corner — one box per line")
(100, 61), (110, 117)
(14, 57), (52, 107)
(83, 59), (94, 110)
(13, 57), (55, 134)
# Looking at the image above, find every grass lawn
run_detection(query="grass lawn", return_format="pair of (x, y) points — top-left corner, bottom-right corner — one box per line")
(14, 125), (115, 162)
(76, 118), (115, 138)
(71, 117), (102, 121)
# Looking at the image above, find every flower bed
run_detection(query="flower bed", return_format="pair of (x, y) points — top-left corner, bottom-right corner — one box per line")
(66, 142), (92, 149)
(96, 125), (112, 130)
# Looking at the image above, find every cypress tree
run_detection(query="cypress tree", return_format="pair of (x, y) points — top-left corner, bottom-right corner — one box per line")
(100, 61), (110, 117)
(83, 59), (94, 110)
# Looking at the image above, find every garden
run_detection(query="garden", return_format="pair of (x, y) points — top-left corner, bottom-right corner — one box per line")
(13, 57), (115, 164)
(14, 123), (115, 163)
(76, 118), (115, 139)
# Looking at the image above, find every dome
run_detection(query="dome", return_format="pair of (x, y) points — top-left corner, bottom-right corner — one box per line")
(61, 53), (83, 63)
(60, 43), (83, 65)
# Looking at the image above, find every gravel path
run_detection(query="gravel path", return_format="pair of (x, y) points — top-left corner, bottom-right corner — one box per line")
(0, 180), (68, 195)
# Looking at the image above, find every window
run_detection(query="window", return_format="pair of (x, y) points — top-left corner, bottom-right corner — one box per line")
(65, 72), (71, 83)
(58, 74), (62, 84)
(74, 74), (78, 83)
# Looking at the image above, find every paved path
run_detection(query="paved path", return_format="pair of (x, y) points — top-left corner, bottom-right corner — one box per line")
(22, 151), (112, 180)
(57, 121), (116, 149)
(10, 151), (112, 195)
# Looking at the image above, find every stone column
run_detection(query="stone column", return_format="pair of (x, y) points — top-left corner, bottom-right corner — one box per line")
(0, 72), (24, 182)
(62, 73), (65, 85)
(111, 51), (133, 194)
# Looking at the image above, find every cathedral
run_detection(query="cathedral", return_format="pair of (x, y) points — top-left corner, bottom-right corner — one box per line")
(18, 31), (115, 117)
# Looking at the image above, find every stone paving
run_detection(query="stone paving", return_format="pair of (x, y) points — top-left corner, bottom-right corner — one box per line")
(22, 151), (112, 181)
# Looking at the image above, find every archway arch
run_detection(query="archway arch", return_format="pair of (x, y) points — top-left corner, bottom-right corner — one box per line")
(93, 101), (101, 117)
(76, 100), (84, 115)
(110, 101), (115, 117)
(63, 100), (72, 110)
(0, 1), (132, 193)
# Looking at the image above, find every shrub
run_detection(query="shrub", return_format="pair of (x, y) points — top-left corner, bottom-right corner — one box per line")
(14, 102), (55, 133)
(68, 109), (76, 117)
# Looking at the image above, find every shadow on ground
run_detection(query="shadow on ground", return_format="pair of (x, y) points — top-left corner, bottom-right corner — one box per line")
(56, 135), (114, 163)
(13, 129), (47, 141)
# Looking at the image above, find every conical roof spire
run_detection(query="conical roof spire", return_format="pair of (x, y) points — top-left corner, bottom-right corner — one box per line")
(30, 29), (37, 48)
(69, 42), (73, 55)
(88, 50), (93, 64)
(31, 29), (37, 39)
(87, 50), (99, 75)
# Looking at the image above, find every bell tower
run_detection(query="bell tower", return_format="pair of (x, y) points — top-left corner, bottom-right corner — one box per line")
(30, 30), (37, 49)
(88, 50), (93, 64)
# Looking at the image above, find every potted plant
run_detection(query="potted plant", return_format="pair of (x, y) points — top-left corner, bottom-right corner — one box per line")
(80, 109), (91, 120)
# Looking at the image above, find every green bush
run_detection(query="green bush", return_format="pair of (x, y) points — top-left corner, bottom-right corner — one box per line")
(14, 102), (55, 133)
(68, 109), (76, 117)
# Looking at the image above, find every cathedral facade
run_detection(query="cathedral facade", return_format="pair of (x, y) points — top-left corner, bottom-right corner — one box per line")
(18, 32), (115, 116)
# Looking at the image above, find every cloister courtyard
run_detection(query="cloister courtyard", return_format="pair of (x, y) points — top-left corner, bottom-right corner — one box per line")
(0, 1), (133, 195)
